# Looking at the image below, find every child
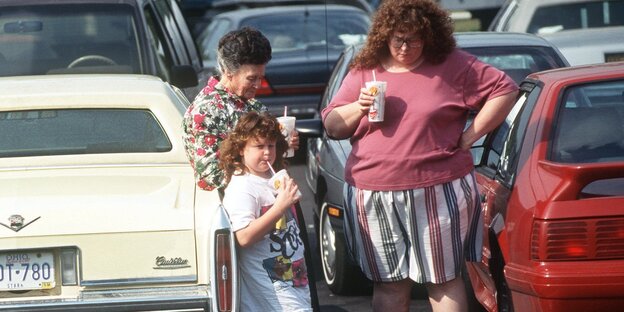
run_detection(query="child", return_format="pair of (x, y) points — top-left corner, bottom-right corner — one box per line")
(219, 111), (312, 311)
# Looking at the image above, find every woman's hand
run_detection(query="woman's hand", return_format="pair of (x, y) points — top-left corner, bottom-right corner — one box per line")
(289, 129), (300, 151)
(324, 87), (375, 139)
(357, 87), (374, 113)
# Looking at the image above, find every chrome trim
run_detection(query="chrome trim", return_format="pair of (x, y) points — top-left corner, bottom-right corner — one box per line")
(81, 275), (196, 286)
(0, 162), (189, 172)
(0, 285), (210, 311)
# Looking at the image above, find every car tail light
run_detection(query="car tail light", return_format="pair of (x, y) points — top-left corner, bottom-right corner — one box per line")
(215, 231), (233, 312)
(531, 218), (624, 261)
(61, 248), (78, 286)
(255, 77), (273, 96)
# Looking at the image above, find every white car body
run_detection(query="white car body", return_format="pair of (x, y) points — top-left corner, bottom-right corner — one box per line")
(541, 26), (624, 65)
(489, 0), (624, 34)
(0, 75), (236, 311)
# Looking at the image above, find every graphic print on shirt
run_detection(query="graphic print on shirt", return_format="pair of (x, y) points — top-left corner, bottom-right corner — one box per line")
(259, 204), (308, 288)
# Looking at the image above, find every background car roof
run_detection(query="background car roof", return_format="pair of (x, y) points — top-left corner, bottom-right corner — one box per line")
(0, 75), (185, 110)
(527, 60), (624, 84)
(213, 3), (367, 19)
(455, 31), (564, 48)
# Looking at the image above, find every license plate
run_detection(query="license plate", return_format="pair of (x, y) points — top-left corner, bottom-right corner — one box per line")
(0, 251), (55, 291)
(605, 52), (624, 63)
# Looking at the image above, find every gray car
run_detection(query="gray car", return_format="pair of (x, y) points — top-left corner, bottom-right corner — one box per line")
(0, 0), (208, 101)
(297, 31), (570, 295)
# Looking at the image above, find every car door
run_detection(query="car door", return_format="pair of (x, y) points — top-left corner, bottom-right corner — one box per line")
(470, 82), (540, 310)
(143, 0), (201, 98)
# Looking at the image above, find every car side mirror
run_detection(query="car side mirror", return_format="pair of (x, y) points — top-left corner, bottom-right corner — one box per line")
(171, 65), (198, 88)
(295, 119), (323, 138)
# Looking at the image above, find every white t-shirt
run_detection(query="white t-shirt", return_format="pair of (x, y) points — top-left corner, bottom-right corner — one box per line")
(223, 173), (312, 312)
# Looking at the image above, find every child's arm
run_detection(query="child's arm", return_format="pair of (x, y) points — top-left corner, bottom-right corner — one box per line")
(235, 176), (301, 247)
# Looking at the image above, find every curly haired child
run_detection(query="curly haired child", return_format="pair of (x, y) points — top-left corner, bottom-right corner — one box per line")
(219, 111), (311, 311)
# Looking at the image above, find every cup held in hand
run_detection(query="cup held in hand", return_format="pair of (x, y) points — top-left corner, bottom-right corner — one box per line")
(277, 116), (296, 157)
(365, 81), (387, 122)
(268, 169), (302, 198)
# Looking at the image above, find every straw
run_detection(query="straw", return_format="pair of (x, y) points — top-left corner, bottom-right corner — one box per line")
(283, 106), (288, 117)
(372, 70), (376, 82)
(266, 161), (276, 176)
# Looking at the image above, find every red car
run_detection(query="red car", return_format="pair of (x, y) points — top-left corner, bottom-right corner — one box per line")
(467, 61), (624, 311)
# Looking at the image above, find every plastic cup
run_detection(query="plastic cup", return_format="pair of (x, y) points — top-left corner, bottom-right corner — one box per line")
(268, 169), (301, 233)
(277, 116), (296, 157)
(365, 81), (387, 122)
(268, 169), (302, 198)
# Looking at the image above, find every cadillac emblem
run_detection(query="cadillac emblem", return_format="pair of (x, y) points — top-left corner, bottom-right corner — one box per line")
(0, 214), (40, 232)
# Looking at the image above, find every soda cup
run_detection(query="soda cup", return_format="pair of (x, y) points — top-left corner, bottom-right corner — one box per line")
(365, 81), (387, 122)
(277, 116), (296, 157)
(268, 169), (302, 198)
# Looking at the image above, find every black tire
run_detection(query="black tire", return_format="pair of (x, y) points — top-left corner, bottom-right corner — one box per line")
(319, 202), (369, 294)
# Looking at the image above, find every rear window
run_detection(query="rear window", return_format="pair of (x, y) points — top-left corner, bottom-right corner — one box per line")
(243, 10), (369, 53)
(463, 46), (566, 84)
(529, 0), (624, 34)
(0, 109), (172, 158)
(0, 4), (142, 77)
(551, 79), (624, 163)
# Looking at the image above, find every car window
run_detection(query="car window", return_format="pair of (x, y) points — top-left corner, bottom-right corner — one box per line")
(551, 79), (624, 163)
(144, 5), (175, 81)
(242, 11), (368, 53)
(198, 18), (232, 68)
(0, 109), (172, 157)
(476, 82), (539, 187)
(322, 47), (355, 110)
(0, 4), (141, 77)
(163, 0), (202, 68)
(529, 0), (624, 34)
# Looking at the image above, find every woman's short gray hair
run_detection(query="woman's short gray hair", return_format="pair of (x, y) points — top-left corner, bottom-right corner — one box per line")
(216, 27), (272, 76)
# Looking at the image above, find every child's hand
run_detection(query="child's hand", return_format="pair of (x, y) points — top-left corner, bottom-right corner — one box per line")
(274, 175), (301, 210)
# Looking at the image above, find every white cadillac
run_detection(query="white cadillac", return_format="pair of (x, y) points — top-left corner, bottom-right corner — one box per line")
(0, 75), (237, 311)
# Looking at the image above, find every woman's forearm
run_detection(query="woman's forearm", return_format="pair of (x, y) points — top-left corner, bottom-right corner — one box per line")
(460, 91), (518, 150)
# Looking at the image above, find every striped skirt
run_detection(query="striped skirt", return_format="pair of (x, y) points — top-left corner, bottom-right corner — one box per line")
(342, 172), (483, 284)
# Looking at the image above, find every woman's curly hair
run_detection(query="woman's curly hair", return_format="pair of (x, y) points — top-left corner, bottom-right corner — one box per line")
(219, 111), (288, 184)
(352, 0), (456, 69)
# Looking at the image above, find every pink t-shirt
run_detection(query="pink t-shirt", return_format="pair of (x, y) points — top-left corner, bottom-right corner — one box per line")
(321, 49), (517, 190)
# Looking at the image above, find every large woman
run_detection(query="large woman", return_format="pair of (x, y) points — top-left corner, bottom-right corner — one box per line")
(322, 0), (518, 311)
(183, 27), (298, 192)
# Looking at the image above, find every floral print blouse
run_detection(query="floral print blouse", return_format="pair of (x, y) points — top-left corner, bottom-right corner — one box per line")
(182, 76), (266, 191)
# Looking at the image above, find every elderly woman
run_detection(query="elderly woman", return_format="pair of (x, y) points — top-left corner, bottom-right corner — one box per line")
(322, 0), (518, 311)
(183, 27), (298, 192)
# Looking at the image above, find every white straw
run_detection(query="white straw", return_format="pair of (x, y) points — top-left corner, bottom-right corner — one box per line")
(372, 70), (376, 82)
(266, 161), (276, 176)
